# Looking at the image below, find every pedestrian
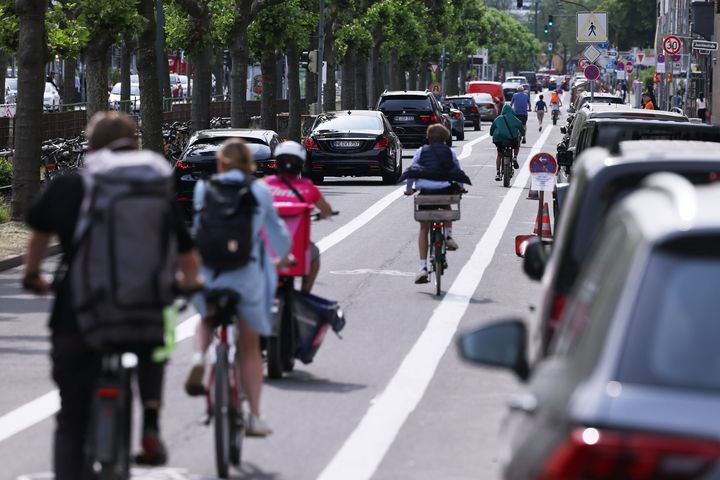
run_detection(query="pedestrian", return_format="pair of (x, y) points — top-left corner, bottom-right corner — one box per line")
(185, 138), (292, 437)
(697, 93), (707, 122)
(672, 92), (684, 110)
(22, 111), (203, 479)
(642, 92), (655, 110)
(621, 82), (628, 102)
(510, 86), (530, 143)
(535, 94), (547, 131)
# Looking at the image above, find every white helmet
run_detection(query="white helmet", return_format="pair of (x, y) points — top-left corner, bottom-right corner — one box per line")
(274, 140), (306, 161)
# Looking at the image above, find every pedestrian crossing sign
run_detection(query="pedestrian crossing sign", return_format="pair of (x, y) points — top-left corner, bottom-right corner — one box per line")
(577, 12), (608, 43)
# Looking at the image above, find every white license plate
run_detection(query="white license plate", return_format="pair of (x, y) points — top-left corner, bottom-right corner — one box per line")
(395, 115), (414, 122)
(333, 140), (361, 148)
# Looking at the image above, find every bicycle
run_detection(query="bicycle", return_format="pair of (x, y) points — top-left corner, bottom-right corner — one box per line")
(413, 194), (461, 296)
(203, 288), (245, 479)
(500, 143), (515, 188)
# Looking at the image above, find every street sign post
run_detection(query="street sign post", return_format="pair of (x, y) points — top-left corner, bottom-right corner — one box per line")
(692, 40), (718, 51)
(576, 12), (608, 43)
(529, 153), (557, 243)
(656, 54), (666, 73)
(663, 35), (682, 55)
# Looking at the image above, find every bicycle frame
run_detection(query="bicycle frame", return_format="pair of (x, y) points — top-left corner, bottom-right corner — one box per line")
(205, 324), (240, 422)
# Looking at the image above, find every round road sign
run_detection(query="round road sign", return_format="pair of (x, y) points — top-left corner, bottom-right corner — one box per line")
(529, 153), (557, 174)
(663, 35), (682, 55)
(671, 54), (681, 62)
(616, 61), (625, 71)
(584, 64), (600, 81)
(429, 82), (442, 97)
(578, 58), (589, 69)
(657, 54), (665, 63)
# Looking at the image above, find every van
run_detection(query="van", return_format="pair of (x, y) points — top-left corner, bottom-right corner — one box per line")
(466, 81), (504, 113)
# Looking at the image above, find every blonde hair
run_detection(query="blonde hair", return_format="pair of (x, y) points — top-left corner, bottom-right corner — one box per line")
(426, 124), (450, 144)
(218, 138), (256, 174)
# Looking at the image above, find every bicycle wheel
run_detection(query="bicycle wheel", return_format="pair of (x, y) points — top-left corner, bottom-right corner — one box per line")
(433, 230), (444, 296)
(503, 153), (512, 188)
(267, 290), (285, 379)
(229, 365), (244, 466)
(214, 344), (231, 479)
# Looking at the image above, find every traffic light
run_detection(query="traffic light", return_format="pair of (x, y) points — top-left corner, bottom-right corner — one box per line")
(544, 24), (549, 34)
(307, 50), (318, 73)
(516, 0), (523, 7)
(548, 15), (554, 26)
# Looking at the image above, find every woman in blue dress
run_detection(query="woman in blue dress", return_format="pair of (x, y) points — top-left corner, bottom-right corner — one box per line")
(185, 139), (291, 436)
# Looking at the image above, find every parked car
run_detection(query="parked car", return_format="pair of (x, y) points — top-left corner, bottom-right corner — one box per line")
(461, 174), (720, 480)
(518, 71), (539, 93)
(376, 90), (451, 148)
(501, 82), (521, 101)
(173, 129), (280, 219)
(505, 76), (529, 91)
(44, 82), (60, 110)
(441, 101), (465, 141)
(469, 93), (498, 121)
(304, 110), (402, 184)
(563, 92), (625, 128)
(444, 95), (481, 131)
(529, 141), (720, 354)
(536, 73), (550, 89)
(466, 81), (504, 113)
(108, 83), (141, 112)
(5, 78), (17, 104)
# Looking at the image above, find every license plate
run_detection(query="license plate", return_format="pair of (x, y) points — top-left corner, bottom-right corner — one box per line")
(333, 140), (361, 148)
(395, 115), (414, 122)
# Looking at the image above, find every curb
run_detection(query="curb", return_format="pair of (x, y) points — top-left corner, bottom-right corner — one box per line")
(0, 244), (61, 272)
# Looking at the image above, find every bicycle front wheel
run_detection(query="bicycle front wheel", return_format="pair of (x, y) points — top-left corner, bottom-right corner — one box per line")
(214, 344), (231, 479)
(503, 154), (512, 188)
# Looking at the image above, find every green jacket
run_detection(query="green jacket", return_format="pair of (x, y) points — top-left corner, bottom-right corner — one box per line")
(490, 104), (525, 144)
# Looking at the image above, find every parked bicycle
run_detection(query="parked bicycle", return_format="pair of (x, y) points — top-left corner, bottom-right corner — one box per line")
(413, 194), (461, 296)
(41, 134), (87, 182)
(210, 117), (232, 129)
(162, 121), (191, 162)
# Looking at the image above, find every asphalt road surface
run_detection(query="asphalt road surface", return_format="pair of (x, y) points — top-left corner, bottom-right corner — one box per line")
(0, 92), (566, 480)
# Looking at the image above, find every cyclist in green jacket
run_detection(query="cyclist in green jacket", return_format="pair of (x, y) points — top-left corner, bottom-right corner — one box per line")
(490, 104), (525, 182)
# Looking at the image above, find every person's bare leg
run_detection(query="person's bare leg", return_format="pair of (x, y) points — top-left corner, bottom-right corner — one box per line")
(236, 318), (263, 417)
(419, 223), (430, 260)
(193, 317), (213, 355)
(496, 151), (501, 171)
(302, 258), (320, 293)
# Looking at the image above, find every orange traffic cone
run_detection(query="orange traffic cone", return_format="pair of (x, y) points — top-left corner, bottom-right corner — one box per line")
(533, 202), (552, 237)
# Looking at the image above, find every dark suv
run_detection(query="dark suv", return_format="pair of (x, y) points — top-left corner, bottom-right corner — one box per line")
(528, 140), (720, 354)
(444, 95), (481, 131)
(377, 90), (451, 148)
(518, 71), (539, 93)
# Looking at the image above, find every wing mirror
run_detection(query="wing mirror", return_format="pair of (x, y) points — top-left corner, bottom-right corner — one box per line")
(458, 320), (530, 381)
(568, 106), (576, 114)
(523, 237), (550, 281)
(560, 126), (567, 134)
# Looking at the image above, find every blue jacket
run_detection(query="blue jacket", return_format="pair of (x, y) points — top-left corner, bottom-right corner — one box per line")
(400, 143), (472, 185)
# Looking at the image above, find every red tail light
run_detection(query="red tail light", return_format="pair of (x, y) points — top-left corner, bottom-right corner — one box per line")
(419, 114), (439, 123)
(176, 160), (191, 170)
(451, 112), (461, 119)
(470, 106), (478, 113)
(549, 294), (567, 327)
(540, 427), (720, 480)
(304, 136), (319, 150)
(46, 163), (56, 171)
(374, 136), (389, 149)
(97, 388), (120, 399)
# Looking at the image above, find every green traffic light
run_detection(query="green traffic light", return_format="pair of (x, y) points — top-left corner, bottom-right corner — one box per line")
(548, 15), (554, 26)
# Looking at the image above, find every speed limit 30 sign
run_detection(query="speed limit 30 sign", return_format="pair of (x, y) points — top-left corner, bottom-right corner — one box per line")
(663, 35), (682, 55)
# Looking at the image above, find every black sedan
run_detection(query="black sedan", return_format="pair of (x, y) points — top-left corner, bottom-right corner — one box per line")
(304, 110), (403, 184)
(173, 128), (279, 219)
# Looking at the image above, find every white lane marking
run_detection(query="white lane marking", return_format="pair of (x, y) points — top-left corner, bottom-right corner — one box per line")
(330, 269), (415, 277)
(458, 134), (489, 160)
(0, 131), (494, 445)
(316, 126), (554, 480)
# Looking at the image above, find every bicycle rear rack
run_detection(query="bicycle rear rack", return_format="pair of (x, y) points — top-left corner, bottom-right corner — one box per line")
(413, 195), (461, 222)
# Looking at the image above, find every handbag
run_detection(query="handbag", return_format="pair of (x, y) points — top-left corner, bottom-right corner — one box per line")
(293, 292), (346, 364)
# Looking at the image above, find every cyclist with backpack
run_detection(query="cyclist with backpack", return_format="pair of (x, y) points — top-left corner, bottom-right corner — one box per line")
(185, 138), (291, 437)
(491, 104), (525, 182)
(22, 112), (202, 478)
(264, 140), (333, 293)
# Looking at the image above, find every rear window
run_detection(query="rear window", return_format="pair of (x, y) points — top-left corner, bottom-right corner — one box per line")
(578, 96), (623, 108)
(596, 125), (720, 152)
(378, 96), (432, 111)
(618, 239), (720, 392)
(313, 114), (382, 131)
(446, 98), (474, 106)
(185, 137), (267, 158)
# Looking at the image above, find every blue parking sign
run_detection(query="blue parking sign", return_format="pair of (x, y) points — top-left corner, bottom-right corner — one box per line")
(598, 42), (609, 49)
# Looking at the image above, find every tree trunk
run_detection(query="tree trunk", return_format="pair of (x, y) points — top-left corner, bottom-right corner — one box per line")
(0, 52), (6, 104)
(260, 50), (277, 131)
(12, 0), (47, 220)
(446, 63), (460, 96)
(459, 61), (467, 94)
(85, 43), (111, 120)
(341, 49), (355, 110)
(137, 0), (164, 153)
(191, 46), (212, 130)
(418, 63), (428, 91)
(355, 53), (368, 109)
(213, 46), (225, 99)
(121, 38), (132, 107)
(230, 13), (250, 127)
(407, 64), (417, 90)
(305, 65), (316, 108)
(62, 57), (77, 104)
(156, 0), (171, 99)
(286, 43), (301, 142)
(322, 18), (336, 112)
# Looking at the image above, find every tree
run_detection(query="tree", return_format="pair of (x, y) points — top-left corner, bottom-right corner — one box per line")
(137, 0), (164, 153)
(12, 0), (47, 220)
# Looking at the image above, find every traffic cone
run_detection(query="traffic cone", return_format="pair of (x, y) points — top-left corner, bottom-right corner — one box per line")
(532, 202), (552, 237)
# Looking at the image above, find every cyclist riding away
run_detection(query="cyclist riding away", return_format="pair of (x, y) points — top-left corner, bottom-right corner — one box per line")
(491, 104), (525, 182)
(265, 141), (333, 293)
(401, 124), (471, 284)
(23, 112), (202, 479)
(550, 89), (562, 113)
(510, 86), (530, 144)
(185, 139), (291, 437)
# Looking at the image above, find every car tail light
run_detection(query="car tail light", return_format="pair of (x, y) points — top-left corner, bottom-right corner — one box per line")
(540, 427), (720, 480)
(374, 136), (389, 149)
(549, 294), (567, 328)
(451, 112), (461, 119)
(470, 106), (478, 113)
(176, 160), (191, 170)
(419, 114), (438, 123)
(97, 388), (120, 399)
(304, 136), (319, 150)
(46, 162), (56, 171)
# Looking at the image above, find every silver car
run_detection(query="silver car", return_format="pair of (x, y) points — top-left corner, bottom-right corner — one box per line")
(442, 101), (465, 141)
(460, 168), (720, 479)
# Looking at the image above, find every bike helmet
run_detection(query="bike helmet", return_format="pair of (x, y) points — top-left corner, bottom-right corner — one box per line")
(274, 140), (306, 175)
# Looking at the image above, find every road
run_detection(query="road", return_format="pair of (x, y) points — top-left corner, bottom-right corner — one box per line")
(0, 94), (565, 480)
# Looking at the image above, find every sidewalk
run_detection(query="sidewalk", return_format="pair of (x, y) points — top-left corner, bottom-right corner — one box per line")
(0, 222), (59, 271)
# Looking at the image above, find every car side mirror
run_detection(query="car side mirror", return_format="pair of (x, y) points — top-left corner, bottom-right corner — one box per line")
(557, 150), (574, 167)
(523, 238), (549, 281)
(443, 106), (450, 113)
(568, 107), (576, 114)
(458, 320), (530, 381)
(560, 127), (567, 134)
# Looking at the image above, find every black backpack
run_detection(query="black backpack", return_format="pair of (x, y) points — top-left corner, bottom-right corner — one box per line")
(196, 176), (258, 271)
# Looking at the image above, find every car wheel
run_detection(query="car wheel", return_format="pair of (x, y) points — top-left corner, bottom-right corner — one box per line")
(456, 129), (465, 141)
(309, 173), (324, 184)
(474, 122), (480, 131)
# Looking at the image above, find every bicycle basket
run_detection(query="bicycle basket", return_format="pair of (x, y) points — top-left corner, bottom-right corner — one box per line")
(293, 292), (346, 364)
(413, 194), (461, 222)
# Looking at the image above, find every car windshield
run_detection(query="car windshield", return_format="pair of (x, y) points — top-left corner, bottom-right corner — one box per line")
(313, 114), (382, 131)
(618, 239), (720, 392)
(110, 84), (140, 96)
(446, 98), (474, 106)
(170, 75), (179, 83)
(378, 96), (431, 111)
(596, 125), (720, 151)
(472, 93), (493, 103)
(185, 138), (268, 158)
(507, 78), (526, 83)
(6, 78), (17, 90)
(579, 96), (623, 108)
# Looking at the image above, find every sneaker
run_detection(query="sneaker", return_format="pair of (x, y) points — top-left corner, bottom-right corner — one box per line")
(135, 429), (168, 466)
(414, 268), (429, 284)
(512, 157), (520, 169)
(539, 125), (542, 131)
(446, 237), (459, 251)
(495, 171), (502, 181)
(247, 415), (273, 437)
(184, 364), (206, 397)
(522, 137), (526, 144)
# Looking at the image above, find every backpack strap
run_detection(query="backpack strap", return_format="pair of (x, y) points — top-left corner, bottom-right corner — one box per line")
(279, 175), (306, 203)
